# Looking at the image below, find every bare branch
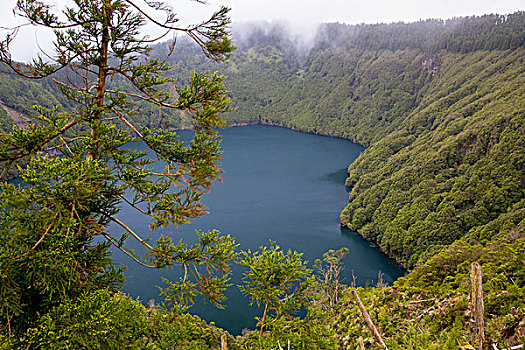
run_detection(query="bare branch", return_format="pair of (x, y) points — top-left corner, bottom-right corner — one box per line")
(104, 69), (181, 109)
(118, 194), (152, 217)
(122, 0), (186, 32)
(101, 232), (157, 268)
(110, 108), (144, 138)
(0, 159), (15, 181)
(12, 209), (59, 260)
(101, 210), (155, 251)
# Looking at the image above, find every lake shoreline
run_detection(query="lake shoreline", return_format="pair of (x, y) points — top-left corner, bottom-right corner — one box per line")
(225, 120), (366, 145)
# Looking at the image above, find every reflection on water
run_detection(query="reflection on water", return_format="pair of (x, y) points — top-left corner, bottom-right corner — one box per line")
(339, 226), (404, 286)
(322, 168), (352, 184)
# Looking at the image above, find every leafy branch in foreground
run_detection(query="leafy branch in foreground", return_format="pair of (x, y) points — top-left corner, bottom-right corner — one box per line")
(238, 244), (344, 350)
(0, 0), (236, 345)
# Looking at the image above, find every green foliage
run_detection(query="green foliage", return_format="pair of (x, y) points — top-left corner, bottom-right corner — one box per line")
(0, 108), (13, 133)
(237, 243), (340, 350)
(238, 242), (315, 336)
(0, 0), (236, 345)
(7, 289), (239, 349)
(157, 229), (238, 312)
(24, 290), (147, 349)
(0, 155), (125, 337)
(331, 232), (525, 349)
(239, 315), (336, 350)
(222, 47), (433, 146)
(314, 12), (525, 53)
(341, 48), (525, 268)
(0, 71), (72, 118)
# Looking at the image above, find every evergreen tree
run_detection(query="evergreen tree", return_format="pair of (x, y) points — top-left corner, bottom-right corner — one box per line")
(0, 0), (236, 344)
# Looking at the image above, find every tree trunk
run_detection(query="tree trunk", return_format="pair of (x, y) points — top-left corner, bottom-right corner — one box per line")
(469, 262), (485, 350)
(259, 304), (269, 337)
(90, 0), (111, 160)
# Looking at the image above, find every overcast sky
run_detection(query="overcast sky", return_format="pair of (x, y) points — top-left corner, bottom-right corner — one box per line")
(1, 0), (524, 61)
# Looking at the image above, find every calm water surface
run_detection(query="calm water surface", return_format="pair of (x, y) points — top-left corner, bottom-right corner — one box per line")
(111, 125), (405, 334)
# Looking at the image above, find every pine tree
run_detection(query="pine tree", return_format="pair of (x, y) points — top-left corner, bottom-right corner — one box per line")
(0, 0), (236, 343)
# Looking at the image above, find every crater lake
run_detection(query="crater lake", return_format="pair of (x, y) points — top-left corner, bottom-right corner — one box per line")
(111, 124), (405, 335)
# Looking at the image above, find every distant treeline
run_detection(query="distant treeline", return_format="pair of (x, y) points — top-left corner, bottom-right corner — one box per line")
(314, 12), (525, 53)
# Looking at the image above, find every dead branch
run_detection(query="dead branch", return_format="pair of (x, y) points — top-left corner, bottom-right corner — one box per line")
(351, 288), (388, 350)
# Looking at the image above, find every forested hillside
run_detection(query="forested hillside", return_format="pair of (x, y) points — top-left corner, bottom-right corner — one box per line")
(341, 49), (524, 268)
(1, 11), (524, 348)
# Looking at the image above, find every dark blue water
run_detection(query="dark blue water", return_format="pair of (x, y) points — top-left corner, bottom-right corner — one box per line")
(111, 125), (405, 334)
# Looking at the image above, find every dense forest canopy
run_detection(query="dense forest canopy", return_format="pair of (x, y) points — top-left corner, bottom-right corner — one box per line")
(1, 9), (524, 349)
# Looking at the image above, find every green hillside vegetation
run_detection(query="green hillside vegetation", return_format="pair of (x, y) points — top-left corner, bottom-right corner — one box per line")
(1, 9), (524, 349)
(332, 234), (525, 349)
(0, 108), (12, 132)
(0, 71), (73, 119)
(341, 48), (525, 268)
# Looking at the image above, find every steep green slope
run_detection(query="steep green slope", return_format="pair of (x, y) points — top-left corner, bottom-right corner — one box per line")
(239, 48), (435, 145)
(0, 107), (12, 132)
(341, 49), (525, 268)
(0, 71), (73, 118)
